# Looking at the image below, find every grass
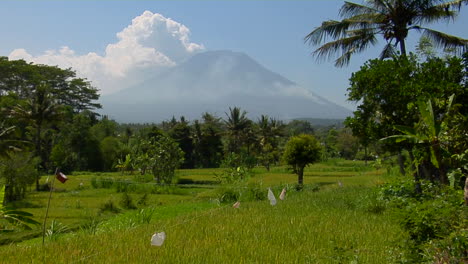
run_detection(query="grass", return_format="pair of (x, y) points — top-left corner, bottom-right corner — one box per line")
(0, 187), (403, 263)
(0, 160), (406, 262)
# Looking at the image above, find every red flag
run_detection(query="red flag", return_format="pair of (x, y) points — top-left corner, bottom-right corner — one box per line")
(56, 171), (68, 183)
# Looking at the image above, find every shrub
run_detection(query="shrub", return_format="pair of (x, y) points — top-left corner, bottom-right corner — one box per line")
(379, 177), (467, 263)
(397, 191), (463, 245)
(422, 229), (468, 263)
(244, 182), (266, 201)
(216, 185), (241, 204)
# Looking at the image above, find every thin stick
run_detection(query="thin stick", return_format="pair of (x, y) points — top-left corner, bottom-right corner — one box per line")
(42, 168), (58, 247)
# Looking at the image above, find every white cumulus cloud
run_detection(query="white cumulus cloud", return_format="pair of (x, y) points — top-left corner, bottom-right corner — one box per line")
(8, 11), (204, 95)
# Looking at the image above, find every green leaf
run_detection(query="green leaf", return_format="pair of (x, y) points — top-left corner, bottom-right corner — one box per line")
(417, 99), (436, 137)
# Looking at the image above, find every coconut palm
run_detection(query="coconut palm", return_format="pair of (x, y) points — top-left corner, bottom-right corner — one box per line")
(224, 107), (251, 154)
(305, 0), (468, 67)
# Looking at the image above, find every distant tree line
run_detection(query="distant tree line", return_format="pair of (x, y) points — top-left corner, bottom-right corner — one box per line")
(0, 57), (361, 201)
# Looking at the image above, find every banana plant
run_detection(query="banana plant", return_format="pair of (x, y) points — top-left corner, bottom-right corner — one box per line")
(0, 186), (40, 232)
(382, 95), (455, 184)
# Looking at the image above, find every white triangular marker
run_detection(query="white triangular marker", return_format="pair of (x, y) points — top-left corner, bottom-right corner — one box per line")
(338, 181), (343, 187)
(268, 188), (277, 206)
(232, 201), (240, 208)
(279, 188), (286, 200)
(151, 231), (166, 246)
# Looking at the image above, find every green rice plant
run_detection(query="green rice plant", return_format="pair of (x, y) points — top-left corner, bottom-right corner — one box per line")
(90, 177), (99, 188)
(0, 186), (403, 263)
(136, 193), (149, 206)
(80, 218), (101, 235)
(99, 200), (120, 214)
(115, 179), (134, 193)
(119, 192), (137, 210)
(100, 177), (115, 189)
(46, 219), (69, 241)
(135, 208), (155, 224)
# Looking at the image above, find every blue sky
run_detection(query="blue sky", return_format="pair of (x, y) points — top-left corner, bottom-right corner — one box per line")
(1, 1), (467, 109)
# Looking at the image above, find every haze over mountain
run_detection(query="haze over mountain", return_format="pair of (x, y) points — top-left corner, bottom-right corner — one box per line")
(101, 50), (352, 122)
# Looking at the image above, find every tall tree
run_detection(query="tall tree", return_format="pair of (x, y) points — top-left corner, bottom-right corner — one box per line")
(224, 107), (252, 154)
(0, 58), (101, 188)
(168, 117), (194, 169)
(305, 0), (467, 66)
(257, 115), (285, 170)
(195, 113), (224, 168)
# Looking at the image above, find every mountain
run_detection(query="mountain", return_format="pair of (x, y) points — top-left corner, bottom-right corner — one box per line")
(100, 50), (351, 123)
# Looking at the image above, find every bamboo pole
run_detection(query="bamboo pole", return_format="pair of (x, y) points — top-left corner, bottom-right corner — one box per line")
(42, 168), (58, 246)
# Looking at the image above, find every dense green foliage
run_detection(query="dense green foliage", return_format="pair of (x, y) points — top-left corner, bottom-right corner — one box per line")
(378, 178), (467, 262)
(283, 134), (322, 187)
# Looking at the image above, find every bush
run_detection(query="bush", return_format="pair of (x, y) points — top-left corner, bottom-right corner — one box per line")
(216, 185), (241, 204)
(0, 152), (39, 201)
(397, 191), (464, 245)
(244, 182), (266, 201)
(378, 178), (439, 207)
(379, 177), (467, 263)
(422, 229), (468, 263)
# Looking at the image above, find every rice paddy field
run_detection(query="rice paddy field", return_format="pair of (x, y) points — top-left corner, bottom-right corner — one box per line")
(0, 160), (406, 263)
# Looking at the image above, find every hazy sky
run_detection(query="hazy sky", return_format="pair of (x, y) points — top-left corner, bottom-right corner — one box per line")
(1, 1), (467, 109)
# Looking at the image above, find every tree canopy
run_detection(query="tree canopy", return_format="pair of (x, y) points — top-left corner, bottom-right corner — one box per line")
(305, 0), (468, 66)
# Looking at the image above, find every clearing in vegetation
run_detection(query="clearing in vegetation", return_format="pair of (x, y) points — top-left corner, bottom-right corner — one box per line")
(0, 160), (408, 263)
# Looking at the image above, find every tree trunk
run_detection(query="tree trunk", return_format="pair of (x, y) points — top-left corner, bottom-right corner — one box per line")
(297, 166), (304, 189)
(399, 39), (407, 56)
(35, 121), (42, 191)
(409, 151), (421, 194)
(433, 143), (448, 184)
(364, 146), (368, 166)
(464, 177), (468, 206)
(398, 152), (406, 175)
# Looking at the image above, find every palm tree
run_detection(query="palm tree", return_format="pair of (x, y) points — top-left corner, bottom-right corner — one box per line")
(305, 0), (468, 67)
(12, 84), (62, 190)
(224, 107), (251, 154)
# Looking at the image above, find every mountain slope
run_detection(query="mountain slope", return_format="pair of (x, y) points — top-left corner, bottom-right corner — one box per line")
(101, 50), (351, 122)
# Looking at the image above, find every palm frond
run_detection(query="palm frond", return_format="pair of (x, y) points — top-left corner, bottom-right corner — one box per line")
(340, 1), (380, 17)
(421, 28), (468, 54)
(379, 42), (397, 59)
(420, 5), (459, 23)
(314, 30), (377, 67)
(305, 20), (352, 45)
(434, 0), (468, 11)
